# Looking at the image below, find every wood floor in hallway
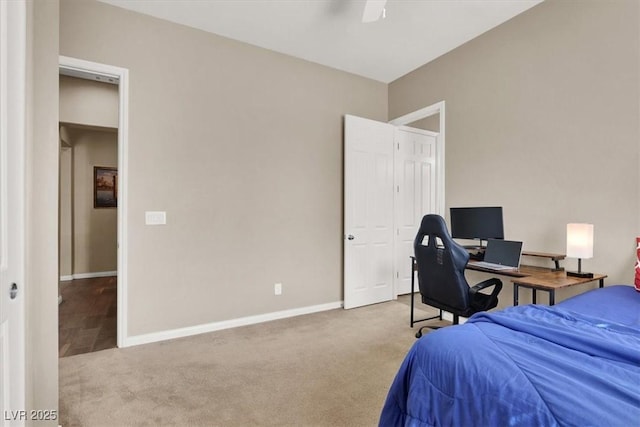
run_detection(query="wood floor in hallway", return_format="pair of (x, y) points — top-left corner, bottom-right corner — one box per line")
(59, 276), (117, 357)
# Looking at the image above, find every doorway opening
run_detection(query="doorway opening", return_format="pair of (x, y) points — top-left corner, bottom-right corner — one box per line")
(58, 56), (129, 355)
(58, 119), (118, 356)
(389, 100), (446, 219)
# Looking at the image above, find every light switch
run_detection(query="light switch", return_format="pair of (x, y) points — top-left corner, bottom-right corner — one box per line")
(145, 211), (166, 225)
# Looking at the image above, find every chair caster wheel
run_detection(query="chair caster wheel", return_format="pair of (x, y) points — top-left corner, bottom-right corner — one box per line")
(415, 331), (422, 339)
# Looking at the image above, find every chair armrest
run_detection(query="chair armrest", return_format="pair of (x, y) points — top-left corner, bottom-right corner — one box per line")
(470, 278), (503, 298)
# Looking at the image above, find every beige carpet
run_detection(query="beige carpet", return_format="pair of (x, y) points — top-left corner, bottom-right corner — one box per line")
(59, 295), (441, 427)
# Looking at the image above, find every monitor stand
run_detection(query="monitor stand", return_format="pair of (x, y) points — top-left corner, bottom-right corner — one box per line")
(464, 239), (485, 260)
(462, 239), (486, 250)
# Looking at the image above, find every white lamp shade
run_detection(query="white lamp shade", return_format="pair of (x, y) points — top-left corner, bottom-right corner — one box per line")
(566, 223), (594, 259)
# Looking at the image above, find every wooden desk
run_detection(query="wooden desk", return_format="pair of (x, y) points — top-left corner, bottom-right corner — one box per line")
(511, 271), (606, 306)
(468, 249), (566, 271)
(467, 261), (606, 305)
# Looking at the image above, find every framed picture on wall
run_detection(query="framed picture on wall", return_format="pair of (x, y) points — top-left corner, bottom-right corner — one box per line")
(94, 166), (118, 208)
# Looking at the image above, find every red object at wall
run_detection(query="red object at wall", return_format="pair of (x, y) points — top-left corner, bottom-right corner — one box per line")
(636, 237), (640, 291)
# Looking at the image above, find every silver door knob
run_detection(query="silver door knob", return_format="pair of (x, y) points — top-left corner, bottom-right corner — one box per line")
(346, 234), (355, 240)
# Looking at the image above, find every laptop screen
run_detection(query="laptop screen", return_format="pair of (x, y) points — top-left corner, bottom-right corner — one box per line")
(484, 239), (523, 267)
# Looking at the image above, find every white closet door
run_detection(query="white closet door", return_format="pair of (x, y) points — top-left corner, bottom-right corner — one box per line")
(394, 127), (437, 295)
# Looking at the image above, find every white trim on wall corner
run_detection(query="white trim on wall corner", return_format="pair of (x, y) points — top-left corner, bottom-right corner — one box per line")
(59, 271), (117, 281)
(123, 301), (343, 348)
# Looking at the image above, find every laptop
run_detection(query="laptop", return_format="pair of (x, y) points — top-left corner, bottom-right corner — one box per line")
(473, 239), (523, 271)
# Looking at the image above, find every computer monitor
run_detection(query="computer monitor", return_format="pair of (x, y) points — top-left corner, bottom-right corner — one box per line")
(449, 207), (504, 243)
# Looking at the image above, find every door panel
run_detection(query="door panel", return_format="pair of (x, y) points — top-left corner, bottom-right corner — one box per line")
(0, 1), (26, 423)
(395, 128), (437, 295)
(344, 115), (394, 309)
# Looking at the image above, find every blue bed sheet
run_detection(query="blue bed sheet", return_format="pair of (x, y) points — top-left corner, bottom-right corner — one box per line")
(379, 285), (640, 426)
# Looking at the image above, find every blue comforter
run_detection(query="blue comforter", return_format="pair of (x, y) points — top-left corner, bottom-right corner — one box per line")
(379, 285), (640, 426)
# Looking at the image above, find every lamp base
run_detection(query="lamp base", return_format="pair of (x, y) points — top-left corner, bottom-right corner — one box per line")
(566, 270), (594, 278)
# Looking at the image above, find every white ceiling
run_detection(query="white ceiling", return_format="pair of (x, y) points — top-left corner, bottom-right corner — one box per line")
(97, 0), (543, 83)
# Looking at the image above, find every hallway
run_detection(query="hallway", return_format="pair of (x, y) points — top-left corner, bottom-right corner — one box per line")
(59, 276), (117, 357)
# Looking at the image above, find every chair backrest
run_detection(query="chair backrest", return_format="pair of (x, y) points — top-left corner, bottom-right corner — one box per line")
(414, 214), (470, 312)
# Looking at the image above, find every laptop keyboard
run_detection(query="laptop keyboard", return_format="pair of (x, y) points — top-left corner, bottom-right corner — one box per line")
(472, 261), (517, 271)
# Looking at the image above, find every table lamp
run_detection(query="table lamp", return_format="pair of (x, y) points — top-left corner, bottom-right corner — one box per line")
(566, 223), (594, 278)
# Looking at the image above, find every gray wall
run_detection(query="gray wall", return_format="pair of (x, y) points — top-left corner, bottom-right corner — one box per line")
(59, 143), (72, 277)
(60, 0), (388, 337)
(26, 0), (59, 420)
(389, 0), (640, 302)
(72, 130), (118, 274)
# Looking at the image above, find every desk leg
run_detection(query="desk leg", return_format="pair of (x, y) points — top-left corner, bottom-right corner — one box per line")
(513, 284), (519, 306)
(410, 263), (415, 327)
(532, 289), (537, 304)
(549, 290), (555, 306)
(599, 278), (604, 288)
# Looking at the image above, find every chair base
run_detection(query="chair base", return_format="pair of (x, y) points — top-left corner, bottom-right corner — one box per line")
(415, 325), (442, 338)
(414, 314), (460, 338)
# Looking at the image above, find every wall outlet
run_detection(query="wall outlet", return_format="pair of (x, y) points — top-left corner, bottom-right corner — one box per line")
(274, 283), (282, 296)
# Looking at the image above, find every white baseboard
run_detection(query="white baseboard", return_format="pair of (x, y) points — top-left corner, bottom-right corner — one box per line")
(59, 270), (117, 281)
(123, 300), (344, 348)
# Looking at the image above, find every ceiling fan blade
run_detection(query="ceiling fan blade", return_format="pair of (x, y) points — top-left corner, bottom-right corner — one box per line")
(362, 0), (387, 23)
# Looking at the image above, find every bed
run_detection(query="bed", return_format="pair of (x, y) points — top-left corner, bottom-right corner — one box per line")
(379, 285), (640, 426)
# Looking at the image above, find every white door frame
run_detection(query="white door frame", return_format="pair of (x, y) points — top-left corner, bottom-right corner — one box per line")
(58, 56), (130, 348)
(389, 101), (446, 218)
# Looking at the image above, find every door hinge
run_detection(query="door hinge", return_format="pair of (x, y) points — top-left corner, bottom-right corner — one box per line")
(397, 185), (400, 193)
(396, 271), (399, 279)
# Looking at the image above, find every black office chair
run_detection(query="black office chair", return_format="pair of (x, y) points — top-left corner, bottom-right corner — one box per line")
(414, 214), (503, 338)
